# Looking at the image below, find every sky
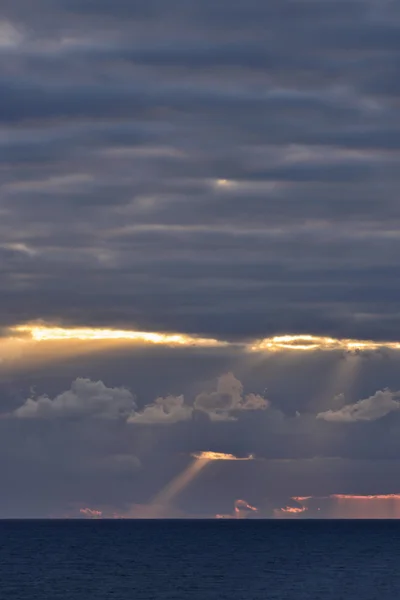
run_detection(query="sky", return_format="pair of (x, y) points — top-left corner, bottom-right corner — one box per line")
(1, 0), (400, 518)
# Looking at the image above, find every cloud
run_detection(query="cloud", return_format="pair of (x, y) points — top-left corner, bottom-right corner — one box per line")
(79, 507), (102, 518)
(128, 395), (192, 424)
(216, 498), (258, 519)
(5, 358), (400, 516)
(317, 389), (400, 422)
(11, 372), (269, 425)
(194, 372), (269, 417)
(273, 505), (308, 518)
(0, 0), (399, 343)
(14, 378), (136, 420)
(290, 494), (400, 519)
(4, 0), (400, 517)
(128, 372), (269, 424)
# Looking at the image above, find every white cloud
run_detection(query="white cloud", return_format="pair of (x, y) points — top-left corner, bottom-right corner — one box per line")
(317, 389), (400, 422)
(13, 373), (269, 425)
(129, 372), (270, 424)
(194, 372), (269, 417)
(128, 395), (192, 424)
(14, 378), (136, 420)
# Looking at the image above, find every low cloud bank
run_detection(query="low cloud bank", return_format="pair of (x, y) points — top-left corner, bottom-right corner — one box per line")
(14, 378), (136, 420)
(13, 372), (269, 423)
(317, 389), (400, 422)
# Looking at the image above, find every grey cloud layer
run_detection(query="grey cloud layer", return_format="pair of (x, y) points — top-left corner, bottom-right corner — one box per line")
(1, 0), (400, 339)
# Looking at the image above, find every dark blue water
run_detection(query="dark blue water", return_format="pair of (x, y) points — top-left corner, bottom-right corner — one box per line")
(1, 520), (400, 599)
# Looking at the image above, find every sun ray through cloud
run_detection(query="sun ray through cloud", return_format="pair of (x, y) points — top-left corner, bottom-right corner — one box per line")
(146, 452), (255, 517)
(146, 457), (212, 517)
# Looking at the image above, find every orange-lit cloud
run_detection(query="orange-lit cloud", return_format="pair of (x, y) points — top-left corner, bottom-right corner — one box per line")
(332, 494), (400, 500)
(191, 451), (254, 461)
(274, 506), (308, 518)
(216, 499), (258, 519)
(292, 496), (312, 502)
(13, 324), (227, 348)
(251, 334), (400, 353)
(293, 494), (400, 518)
(234, 499), (258, 518)
(79, 508), (102, 518)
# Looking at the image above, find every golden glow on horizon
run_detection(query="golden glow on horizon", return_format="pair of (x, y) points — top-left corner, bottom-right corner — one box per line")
(332, 494), (400, 500)
(71, 494), (400, 520)
(8, 324), (400, 354)
(10, 323), (400, 352)
(331, 494), (400, 518)
(251, 334), (400, 352)
(294, 494), (400, 502)
(13, 324), (227, 348)
(191, 451), (254, 461)
(292, 494), (400, 519)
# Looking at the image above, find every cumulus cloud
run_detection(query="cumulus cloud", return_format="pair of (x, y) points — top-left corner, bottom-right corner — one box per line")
(14, 378), (136, 420)
(317, 389), (400, 422)
(194, 372), (269, 418)
(12, 373), (269, 424)
(128, 395), (192, 424)
(129, 372), (269, 424)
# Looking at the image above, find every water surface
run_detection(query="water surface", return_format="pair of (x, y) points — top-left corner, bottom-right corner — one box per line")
(1, 520), (399, 599)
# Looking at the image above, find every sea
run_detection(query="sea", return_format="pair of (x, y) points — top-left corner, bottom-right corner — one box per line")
(1, 519), (399, 599)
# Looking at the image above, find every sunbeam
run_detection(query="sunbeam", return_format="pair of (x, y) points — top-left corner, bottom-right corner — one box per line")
(146, 452), (255, 517)
(148, 457), (212, 517)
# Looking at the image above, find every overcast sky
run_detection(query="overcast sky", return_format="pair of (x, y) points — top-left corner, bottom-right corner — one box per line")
(1, 0), (400, 518)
